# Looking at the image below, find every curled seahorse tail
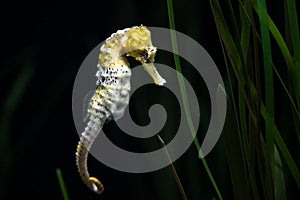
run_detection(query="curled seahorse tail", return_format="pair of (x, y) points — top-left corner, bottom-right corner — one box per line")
(89, 177), (104, 194)
(76, 116), (106, 194)
(76, 141), (104, 194)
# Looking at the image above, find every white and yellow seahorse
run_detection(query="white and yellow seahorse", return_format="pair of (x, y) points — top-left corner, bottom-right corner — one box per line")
(76, 25), (166, 194)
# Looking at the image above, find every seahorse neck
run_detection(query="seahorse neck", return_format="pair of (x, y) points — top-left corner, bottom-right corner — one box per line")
(98, 29), (130, 68)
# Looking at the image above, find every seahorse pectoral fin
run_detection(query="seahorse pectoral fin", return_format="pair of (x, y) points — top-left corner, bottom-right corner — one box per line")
(142, 62), (166, 86)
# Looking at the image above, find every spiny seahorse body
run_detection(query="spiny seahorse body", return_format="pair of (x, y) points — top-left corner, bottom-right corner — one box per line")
(76, 25), (166, 194)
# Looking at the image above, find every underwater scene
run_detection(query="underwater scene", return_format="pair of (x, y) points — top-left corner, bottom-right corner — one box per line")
(0, 0), (299, 199)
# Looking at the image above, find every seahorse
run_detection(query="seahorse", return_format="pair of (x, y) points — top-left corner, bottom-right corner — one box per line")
(76, 25), (166, 194)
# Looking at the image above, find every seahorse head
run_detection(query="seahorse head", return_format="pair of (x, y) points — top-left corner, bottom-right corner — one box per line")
(124, 26), (156, 62)
(125, 26), (166, 86)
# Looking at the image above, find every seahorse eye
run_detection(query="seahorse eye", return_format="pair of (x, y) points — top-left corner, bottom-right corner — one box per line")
(139, 50), (149, 63)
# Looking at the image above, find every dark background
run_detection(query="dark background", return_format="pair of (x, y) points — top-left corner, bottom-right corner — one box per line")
(0, 0), (295, 199)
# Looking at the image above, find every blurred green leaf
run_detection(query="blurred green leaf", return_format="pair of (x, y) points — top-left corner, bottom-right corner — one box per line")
(286, 0), (300, 107)
(256, 0), (274, 198)
(167, 0), (223, 199)
(274, 146), (287, 200)
(56, 168), (69, 200)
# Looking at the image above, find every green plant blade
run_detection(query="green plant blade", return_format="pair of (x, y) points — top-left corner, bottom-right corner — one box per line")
(166, 0), (223, 199)
(210, 1), (260, 199)
(274, 146), (287, 200)
(221, 95), (249, 200)
(248, 81), (300, 189)
(56, 168), (69, 200)
(256, 0), (274, 198)
(286, 0), (300, 107)
(251, 0), (295, 78)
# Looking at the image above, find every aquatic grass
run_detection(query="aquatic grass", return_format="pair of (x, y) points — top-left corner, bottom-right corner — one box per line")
(166, 0), (223, 199)
(285, 0), (300, 108)
(210, 0), (300, 199)
(250, 1), (300, 193)
(210, 1), (258, 199)
(56, 168), (69, 200)
(157, 135), (188, 200)
(256, 0), (274, 199)
(285, 0), (300, 142)
(248, 80), (300, 188)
